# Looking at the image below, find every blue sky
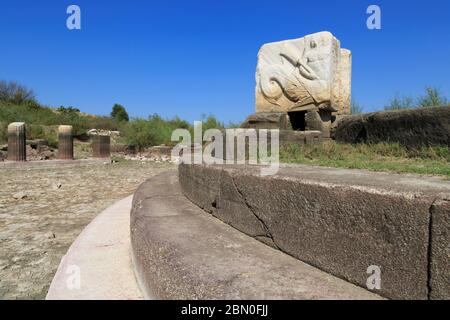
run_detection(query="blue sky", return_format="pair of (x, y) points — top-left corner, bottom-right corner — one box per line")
(0, 0), (449, 123)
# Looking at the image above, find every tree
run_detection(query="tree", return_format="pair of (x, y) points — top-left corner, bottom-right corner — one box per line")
(111, 103), (129, 122)
(418, 87), (448, 107)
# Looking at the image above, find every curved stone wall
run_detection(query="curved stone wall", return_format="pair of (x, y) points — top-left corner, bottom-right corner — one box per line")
(178, 163), (450, 300)
(130, 170), (381, 300)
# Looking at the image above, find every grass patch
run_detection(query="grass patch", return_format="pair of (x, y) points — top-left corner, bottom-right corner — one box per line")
(280, 141), (450, 178)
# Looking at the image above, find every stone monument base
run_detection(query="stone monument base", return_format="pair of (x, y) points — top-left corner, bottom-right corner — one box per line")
(241, 109), (339, 139)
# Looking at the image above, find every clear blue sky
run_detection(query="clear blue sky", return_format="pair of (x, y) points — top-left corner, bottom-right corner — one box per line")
(0, 0), (449, 123)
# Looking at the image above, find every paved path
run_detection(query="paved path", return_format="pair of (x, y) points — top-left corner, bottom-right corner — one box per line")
(46, 196), (144, 300)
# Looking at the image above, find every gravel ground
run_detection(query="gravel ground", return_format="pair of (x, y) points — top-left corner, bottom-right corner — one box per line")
(0, 160), (173, 299)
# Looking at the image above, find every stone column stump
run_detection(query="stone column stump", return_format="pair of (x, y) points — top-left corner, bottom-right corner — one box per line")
(7, 122), (26, 162)
(58, 125), (74, 160)
(92, 135), (111, 158)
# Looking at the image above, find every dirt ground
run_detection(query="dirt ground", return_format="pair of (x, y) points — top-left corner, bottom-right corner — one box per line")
(0, 160), (173, 299)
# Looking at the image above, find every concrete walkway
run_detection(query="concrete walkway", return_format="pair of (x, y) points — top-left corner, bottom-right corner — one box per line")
(46, 196), (144, 300)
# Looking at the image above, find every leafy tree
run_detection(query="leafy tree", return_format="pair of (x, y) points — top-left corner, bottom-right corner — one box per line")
(123, 114), (194, 151)
(111, 103), (129, 122)
(418, 87), (448, 107)
(168, 116), (190, 130)
(123, 118), (156, 151)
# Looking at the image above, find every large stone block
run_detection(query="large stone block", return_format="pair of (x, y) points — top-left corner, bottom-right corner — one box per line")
(334, 106), (450, 147)
(179, 164), (450, 300)
(255, 31), (351, 115)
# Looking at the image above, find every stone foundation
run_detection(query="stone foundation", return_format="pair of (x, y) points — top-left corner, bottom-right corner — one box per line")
(334, 106), (450, 147)
(178, 163), (450, 300)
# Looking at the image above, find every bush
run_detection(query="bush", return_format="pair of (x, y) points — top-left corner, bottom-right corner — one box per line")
(201, 114), (224, 131)
(27, 124), (45, 140)
(123, 114), (224, 151)
(57, 106), (80, 113)
(0, 122), (7, 144)
(384, 87), (449, 110)
(123, 118), (158, 151)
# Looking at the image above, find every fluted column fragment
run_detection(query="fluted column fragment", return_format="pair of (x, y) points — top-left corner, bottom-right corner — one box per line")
(58, 125), (74, 160)
(7, 122), (26, 162)
(92, 134), (110, 158)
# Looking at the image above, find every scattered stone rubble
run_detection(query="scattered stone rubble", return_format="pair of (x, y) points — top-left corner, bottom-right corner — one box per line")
(120, 145), (175, 163)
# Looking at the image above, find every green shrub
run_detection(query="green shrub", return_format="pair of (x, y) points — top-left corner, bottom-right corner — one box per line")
(57, 106), (80, 113)
(384, 87), (449, 110)
(123, 118), (158, 151)
(0, 122), (7, 144)
(123, 114), (226, 151)
(27, 124), (45, 140)
(46, 132), (59, 148)
(201, 114), (224, 131)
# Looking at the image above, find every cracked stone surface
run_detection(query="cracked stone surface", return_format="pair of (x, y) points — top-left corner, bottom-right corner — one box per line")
(178, 163), (450, 300)
(0, 160), (173, 299)
(131, 170), (382, 299)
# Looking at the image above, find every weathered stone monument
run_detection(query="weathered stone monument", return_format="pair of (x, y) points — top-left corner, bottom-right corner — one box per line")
(7, 122), (26, 161)
(58, 125), (74, 160)
(92, 134), (111, 159)
(243, 31), (352, 138)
